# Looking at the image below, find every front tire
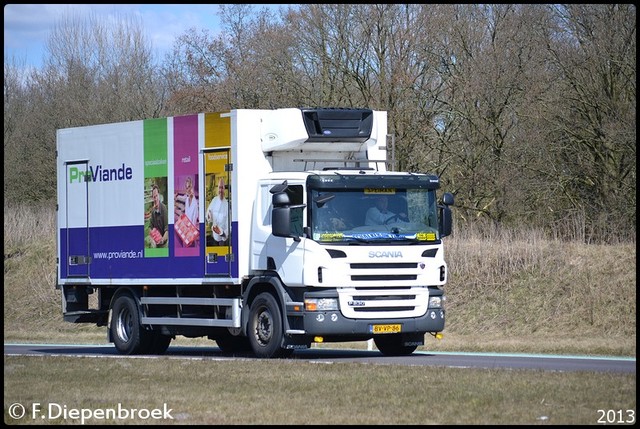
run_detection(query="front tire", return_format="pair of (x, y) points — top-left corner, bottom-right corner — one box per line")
(248, 292), (289, 358)
(215, 329), (252, 354)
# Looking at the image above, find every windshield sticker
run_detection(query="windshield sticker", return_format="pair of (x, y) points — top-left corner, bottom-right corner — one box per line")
(364, 188), (396, 195)
(416, 232), (437, 241)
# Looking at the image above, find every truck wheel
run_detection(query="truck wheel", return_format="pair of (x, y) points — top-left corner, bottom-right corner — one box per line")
(248, 292), (289, 358)
(111, 294), (151, 355)
(374, 334), (418, 356)
(215, 330), (252, 354)
(148, 334), (172, 355)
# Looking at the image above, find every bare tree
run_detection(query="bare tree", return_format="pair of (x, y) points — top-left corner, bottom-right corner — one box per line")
(164, 4), (295, 112)
(6, 4), (634, 242)
(43, 11), (164, 123)
(427, 5), (549, 227)
(540, 4), (636, 241)
(4, 10), (165, 203)
(4, 57), (38, 200)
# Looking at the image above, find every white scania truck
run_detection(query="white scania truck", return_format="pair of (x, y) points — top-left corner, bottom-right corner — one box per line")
(56, 108), (454, 358)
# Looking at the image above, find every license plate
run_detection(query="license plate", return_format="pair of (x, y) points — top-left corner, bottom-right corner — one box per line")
(371, 324), (402, 334)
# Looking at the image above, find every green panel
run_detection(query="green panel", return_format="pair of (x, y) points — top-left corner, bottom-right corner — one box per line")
(144, 118), (168, 177)
(144, 118), (169, 258)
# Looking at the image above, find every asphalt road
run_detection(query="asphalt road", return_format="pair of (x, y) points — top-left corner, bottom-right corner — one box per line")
(4, 343), (635, 373)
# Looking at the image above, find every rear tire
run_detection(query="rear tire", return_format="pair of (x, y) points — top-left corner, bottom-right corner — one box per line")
(248, 292), (289, 358)
(373, 334), (418, 356)
(110, 294), (153, 355)
(148, 333), (172, 354)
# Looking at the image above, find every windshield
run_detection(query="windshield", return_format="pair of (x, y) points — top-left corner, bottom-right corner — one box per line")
(310, 188), (440, 243)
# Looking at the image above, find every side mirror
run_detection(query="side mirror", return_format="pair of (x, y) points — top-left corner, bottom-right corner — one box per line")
(272, 191), (292, 238)
(272, 191), (291, 208)
(272, 205), (292, 238)
(442, 192), (454, 206)
(271, 191), (305, 239)
(439, 192), (454, 238)
(439, 206), (452, 238)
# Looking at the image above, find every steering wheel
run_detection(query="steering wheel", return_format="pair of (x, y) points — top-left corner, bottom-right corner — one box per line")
(383, 214), (401, 225)
(384, 213), (410, 225)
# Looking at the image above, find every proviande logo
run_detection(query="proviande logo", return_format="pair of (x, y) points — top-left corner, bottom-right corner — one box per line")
(69, 163), (133, 183)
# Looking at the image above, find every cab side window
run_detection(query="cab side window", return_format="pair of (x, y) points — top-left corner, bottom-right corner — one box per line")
(286, 185), (304, 236)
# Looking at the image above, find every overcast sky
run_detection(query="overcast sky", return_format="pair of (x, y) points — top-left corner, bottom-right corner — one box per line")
(4, 4), (276, 69)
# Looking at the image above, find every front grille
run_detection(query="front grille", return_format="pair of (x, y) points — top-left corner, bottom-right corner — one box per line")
(349, 262), (419, 282)
(338, 286), (430, 319)
(353, 306), (415, 312)
(351, 262), (417, 269)
(351, 275), (417, 281)
(352, 294), (416, 301)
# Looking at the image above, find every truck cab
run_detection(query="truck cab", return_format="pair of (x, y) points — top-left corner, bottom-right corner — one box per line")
(245, 168), (453, 357)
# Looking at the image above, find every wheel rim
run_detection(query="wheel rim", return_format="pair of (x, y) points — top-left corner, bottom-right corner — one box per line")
(254, 306), (273, 346)
(116, 307), (132, 342)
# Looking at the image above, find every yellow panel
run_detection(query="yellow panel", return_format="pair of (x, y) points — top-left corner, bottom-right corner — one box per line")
(204, 112), (231, 148)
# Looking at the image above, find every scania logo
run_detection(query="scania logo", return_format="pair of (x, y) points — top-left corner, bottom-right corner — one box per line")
(368, 251), (403, 258)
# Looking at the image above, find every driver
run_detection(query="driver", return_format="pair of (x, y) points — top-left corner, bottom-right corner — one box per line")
(319, 199), (349, 230)
(365, 195), (408, 226)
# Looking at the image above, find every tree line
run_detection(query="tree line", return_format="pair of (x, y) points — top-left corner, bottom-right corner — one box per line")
(4, 4), (636, 243)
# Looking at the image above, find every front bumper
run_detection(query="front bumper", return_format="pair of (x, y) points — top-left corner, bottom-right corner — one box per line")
(302, 307), (445, 336)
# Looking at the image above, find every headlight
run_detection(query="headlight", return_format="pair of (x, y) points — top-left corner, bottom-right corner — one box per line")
(305, 298), (339, 311)
(429, 296), (443, 308)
